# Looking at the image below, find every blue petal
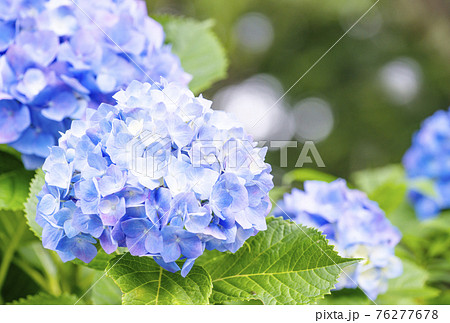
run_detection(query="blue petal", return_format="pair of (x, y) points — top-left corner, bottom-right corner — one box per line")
(178, 233), (203, 259)
(10, 127), (54, 157)
(0, 20), (15, 52)
(126, 235), (148, 256)
(145, 230), (163, 254)
(41, 92), (79, 122)
(153, 257), (180, 273)
(42, 223), (64, 250)
(21, 154), (45, 170)
(57, 235), (97, 263)
(166, 113), (193, 147)
(181, 258), (196, 277)
(121, 218), (151, 238)
(161, 241), (181, 263)
(99, 227), (118, 254)
(38, 193), (59, 216)
(16, 30), (59, 67)
(0, 100), (30, 144)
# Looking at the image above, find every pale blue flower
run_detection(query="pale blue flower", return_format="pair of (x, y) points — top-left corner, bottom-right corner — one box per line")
(37, 80), (273, 275)
(0, 0), (190, 168)
(403, 108), (450, 220)
(274, 179), (402, 299)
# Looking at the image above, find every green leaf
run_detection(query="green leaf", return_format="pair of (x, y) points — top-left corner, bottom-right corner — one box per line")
(0, 147), (22, 173)
(8, 292), (79, 305)
(106, 253), (213, 305)
(352, 165), (407, 214)
(0, 210), (36, 247)
(352, 164), (405, 194)
(157, 16), (228, 94)
(317, 288), (371, 305)
(421, 211), (450, 234)
(377, 259), (439, 305)
(202, 217), (359, 305)
(0, 169), (34, 211)
(24, 169), (45, 238)
(369, 182), (407, 215)
(388, 202), (420, 237)
(221, 299), (264, 305)
(282, 168), (338, 186)
(91, 272), (122, 305)
(0, 144), (21, 159)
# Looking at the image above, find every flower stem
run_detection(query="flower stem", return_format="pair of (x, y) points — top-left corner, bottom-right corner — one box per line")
(0, 214), (26, 294)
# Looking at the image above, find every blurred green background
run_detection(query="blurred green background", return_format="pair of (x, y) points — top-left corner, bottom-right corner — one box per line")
(148, 0), (450, 182)
(1, 0), (450, 305)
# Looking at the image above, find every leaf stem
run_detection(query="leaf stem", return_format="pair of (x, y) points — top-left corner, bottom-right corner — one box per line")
(0, 214), (26, 293)
(12, 258), (50, 293)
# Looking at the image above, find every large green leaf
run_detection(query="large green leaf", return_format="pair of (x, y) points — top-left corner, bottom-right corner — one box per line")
(157, 16), (228, 94)
(8, 292), (79, 305)
(0, 169), (34, 211)
(201, 217), (359, 305)
(106, 253), (213, 305)
(24, 169), (45, 238)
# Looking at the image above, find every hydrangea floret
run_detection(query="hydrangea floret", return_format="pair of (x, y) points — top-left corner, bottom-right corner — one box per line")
(0, 0), (190, 169)
(273, 179), (402, 299)
(36, 79), (274, 277)
(403, 108), (450, 220)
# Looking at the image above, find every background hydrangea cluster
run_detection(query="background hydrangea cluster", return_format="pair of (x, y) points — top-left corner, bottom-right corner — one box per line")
(36, 79), (273, 277)
(274, 179), (402, 300)
(403, 108), (450, 220)
(0, 0), (190, 169)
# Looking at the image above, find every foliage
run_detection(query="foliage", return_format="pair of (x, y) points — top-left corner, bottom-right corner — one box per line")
(90, 272), (122, 305)
(24, 169), (45, 238)
(106, 253), (213, 305)
(200, 218), (358, 304)
(377, 259), (439, 305)
(352, 165), (407, 215)
(156, 16), (228, 94)
(354, 165), (448, 304)
(7, 293), (79, 305)
(0, 170), (33, 211)
(282, 168), (338, 186)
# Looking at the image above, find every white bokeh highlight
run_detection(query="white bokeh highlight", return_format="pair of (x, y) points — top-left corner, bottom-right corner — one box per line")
(379, 58), (422, 105)
(213, 74), (294, 142)
(293, 97), (334, 142)
(234, 12), (274, 54)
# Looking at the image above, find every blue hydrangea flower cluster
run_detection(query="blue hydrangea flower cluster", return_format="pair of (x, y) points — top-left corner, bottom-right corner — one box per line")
(36, 80), (274, 276)
(273, 179), (402, 300)
(0, 0), (190, 169)
(403, 108), (450, 220)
